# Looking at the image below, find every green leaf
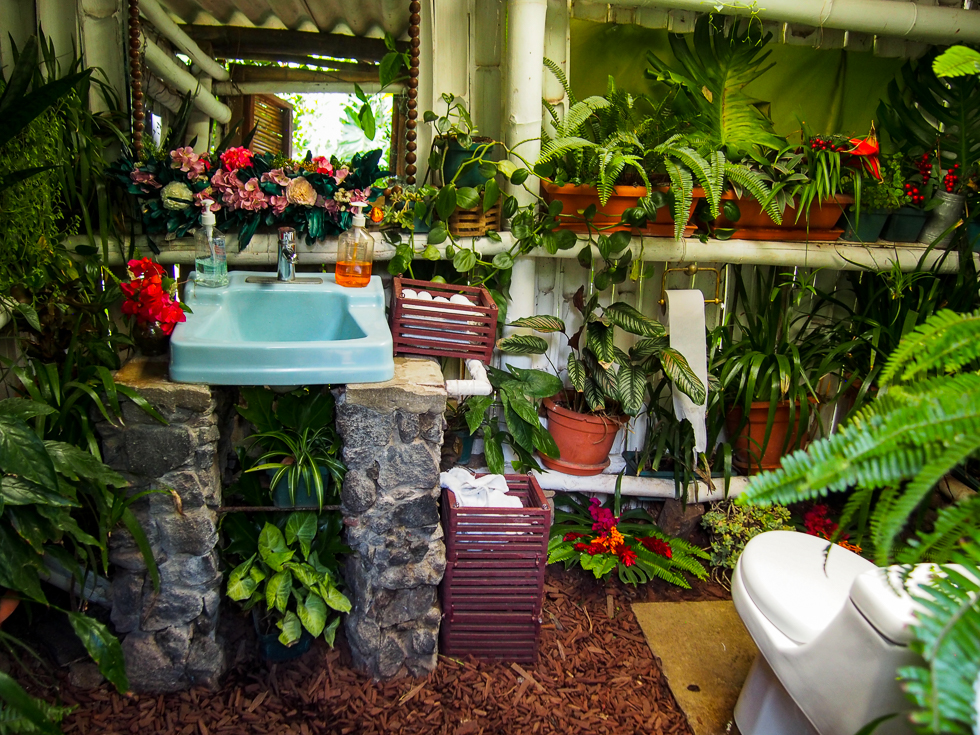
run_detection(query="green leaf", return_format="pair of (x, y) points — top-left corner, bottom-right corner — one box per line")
(0, 398), (55, 422)
(277, 610), (302, 646)
(660, 348), (706, 405)
(510, 168), (529, 185)
(603, 302), (665, 338)
(453, 248), (478, 273)
(427, 222), (448, 245)
(43, 441), (127, 487)
(321, 584), (352, 613)
(1, 476), (77, 507)
(496, 160), (518, 179)
(0, 526), (45, 602)
(379, 51), (405, 88)
(258, 523), (288, 561)
(227, 556), (258, 601)
(491, 252), (514, 270)
(284, 512), (317, 559)
(0, 416), (59, 494)
(68, 612), (128, 693)
(436, 185), (458, 221)
(507, 366), (563, 399)
(456, 186), (480, 210)
(422, 245), (440, 260)
(586, 323), (616, 365)
(508, 315), (565, 333)
(322, 616), (342, 648)
(567, 353), (586, 393)
(482, 179), (500, 210)
(297, 591), (328, 637)
(266, 569), (293, 613)
(497, 335), (549, 355)
(932, 45), (980, 78)
(617, 364), (647, 416)
(0, 672), (63, 735)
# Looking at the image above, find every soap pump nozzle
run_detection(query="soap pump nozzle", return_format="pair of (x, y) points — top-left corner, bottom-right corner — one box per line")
(350, 201), (367, 228)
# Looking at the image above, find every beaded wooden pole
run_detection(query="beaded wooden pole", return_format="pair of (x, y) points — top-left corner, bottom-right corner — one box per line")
(128, 0), (144, 159)
(406, 0), (420, 185)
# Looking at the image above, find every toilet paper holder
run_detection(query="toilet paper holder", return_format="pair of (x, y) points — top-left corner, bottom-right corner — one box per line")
(658, 264), (723, 309)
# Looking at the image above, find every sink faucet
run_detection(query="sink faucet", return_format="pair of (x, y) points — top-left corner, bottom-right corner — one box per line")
(278, 227), (296, 282)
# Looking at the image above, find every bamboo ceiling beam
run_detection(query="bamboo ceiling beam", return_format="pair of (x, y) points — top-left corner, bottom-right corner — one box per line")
(229, 51), (378, 74)
(181, 24), (408, 64)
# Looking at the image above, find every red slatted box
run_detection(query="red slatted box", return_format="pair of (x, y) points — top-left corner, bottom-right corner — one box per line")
(439, 474), (551, 663)
(390, 277), (497, 364)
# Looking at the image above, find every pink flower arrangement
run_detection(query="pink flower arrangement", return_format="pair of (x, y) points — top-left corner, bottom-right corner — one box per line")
(311, 156), (333, 175)
(170, 146), (209, 179)
(210, 169), (269, 212)
(130, 170), (161, 191)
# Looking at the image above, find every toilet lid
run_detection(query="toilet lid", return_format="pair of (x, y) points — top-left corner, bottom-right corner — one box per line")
(848, 566), (932, 646)
(739, 531), (875, 644)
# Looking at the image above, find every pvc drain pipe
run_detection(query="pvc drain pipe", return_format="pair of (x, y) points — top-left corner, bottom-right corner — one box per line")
(445, 359), (493, 399)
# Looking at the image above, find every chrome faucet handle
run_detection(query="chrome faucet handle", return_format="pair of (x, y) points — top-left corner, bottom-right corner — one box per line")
(278, 227), (297, 281)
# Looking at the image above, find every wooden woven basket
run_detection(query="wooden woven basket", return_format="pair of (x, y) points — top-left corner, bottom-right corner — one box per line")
(448, 202), (502, 237)
(390, 277), (497, 363)
(439, 474), (551, 663)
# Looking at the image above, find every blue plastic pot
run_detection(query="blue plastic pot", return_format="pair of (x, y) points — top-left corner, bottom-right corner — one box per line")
(442, 139), (494, 188)
(881, 206), (928, 243)
(968, 222), (980, 253)
(841, 208), (889, 243)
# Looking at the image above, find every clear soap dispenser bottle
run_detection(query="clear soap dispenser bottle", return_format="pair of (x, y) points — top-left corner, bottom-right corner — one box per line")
(195, 200), (228, 287)
(336, 202), (375, 288)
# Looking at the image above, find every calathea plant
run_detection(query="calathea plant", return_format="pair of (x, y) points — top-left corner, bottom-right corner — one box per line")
(498, 286), (705, 417)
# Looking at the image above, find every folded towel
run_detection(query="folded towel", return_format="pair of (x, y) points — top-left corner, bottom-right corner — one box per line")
(440, 467), (523, 509)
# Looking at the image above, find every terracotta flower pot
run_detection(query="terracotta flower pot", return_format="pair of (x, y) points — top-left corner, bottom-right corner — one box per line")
(0, 594), (20, 627)
(726, 401), (810, 475)
(541, 182), (701, 236)
(541, 394), (625, 476)
(713, 192), (853, 241)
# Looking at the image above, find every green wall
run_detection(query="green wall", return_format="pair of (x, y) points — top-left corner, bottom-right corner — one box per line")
(569, 19), (906, 141)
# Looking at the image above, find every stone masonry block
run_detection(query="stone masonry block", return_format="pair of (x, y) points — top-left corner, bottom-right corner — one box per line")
(377, 443), (439, 492)
(396, 411), (419, 443)
(336, 404), (394, 448)
(156, 508), (217, 557)
(342, 357), (447, 416)
(341, 470), (377, 514)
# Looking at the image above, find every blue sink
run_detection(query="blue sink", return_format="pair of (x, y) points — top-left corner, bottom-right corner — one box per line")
(169, 271), (394, 385)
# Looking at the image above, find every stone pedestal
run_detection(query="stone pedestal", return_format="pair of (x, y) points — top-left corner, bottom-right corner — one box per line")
(336, 358), (448, 679)
(96, 358), (227, 692)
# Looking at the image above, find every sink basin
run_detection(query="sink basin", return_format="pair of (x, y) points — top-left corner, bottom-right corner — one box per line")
(169, 271), (394, 385)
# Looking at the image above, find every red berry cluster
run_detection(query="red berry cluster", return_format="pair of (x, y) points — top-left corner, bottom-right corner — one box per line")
(904, 182), (926, 206)
(809, 136), (846, 152)
(943, 163), (961, 193)
(916, 153), (932, 180)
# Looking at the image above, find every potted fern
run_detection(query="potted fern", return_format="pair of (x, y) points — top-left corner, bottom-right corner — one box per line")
(498, 286), (705, 476)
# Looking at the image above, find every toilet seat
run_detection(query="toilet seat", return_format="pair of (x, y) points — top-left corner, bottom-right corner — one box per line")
(849, 566), (930, 645)
(739, 531), (875, 643)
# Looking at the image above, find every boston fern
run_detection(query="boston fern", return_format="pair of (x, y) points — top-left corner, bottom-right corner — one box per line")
(538, 60), (651, 204)
(739, 308), (980, 566)
(498, 286), (705, 417)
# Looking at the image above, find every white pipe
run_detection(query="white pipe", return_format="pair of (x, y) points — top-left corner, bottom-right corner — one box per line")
(143, 38), (232, 124)
(532, 469), (749, 502)
(505, 0), (548, 205)
(139, 0), (230, 81)
(599, 0), (980, 44)
(445, 359), (493, 399)
(503, 255), (538, 370)
(213, 81), (398, 96)
(67, 234), (974, 274)
(145, 73), (185, 114)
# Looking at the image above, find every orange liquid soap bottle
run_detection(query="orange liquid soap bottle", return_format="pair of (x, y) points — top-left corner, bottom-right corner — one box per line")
(336, 202), (375, 288)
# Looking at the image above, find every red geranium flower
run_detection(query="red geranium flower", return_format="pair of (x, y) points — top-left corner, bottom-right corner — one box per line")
(639, 536), (672, 559)
(564, 532), (587, 542)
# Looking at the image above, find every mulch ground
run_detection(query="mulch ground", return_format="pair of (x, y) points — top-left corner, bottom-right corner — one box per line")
(11, 565), (730, 735)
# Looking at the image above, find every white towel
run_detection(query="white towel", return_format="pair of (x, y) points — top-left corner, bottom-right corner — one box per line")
(440, 467), (523, 508)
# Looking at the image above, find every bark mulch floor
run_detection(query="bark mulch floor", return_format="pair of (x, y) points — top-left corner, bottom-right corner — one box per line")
(13, 566), (730, 735)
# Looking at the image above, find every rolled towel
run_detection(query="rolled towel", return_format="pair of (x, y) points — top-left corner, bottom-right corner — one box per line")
(440, 467), (522, 508)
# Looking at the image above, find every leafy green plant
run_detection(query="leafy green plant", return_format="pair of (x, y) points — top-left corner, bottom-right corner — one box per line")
(877, 52), (980, 194)
(739, 307), (980, 566)
(498, 285), (705, 418)
(548, 485), (709, 588)
(226, 512), (351, 646)
(645, 15), (786, 157)
(710, 266), (844, 461)
(238, 387), (346, 509)
(0, 671), (72, 735)
(846, 154), (910, 212)
(701, 500), (792, 573)
(538, 64), (650, 204)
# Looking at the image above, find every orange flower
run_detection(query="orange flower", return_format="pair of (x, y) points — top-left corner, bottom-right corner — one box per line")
(845, 125), (882, 181)
(370, 206), (384, 223)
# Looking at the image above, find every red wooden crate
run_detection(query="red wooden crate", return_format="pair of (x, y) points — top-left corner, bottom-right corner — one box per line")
(439, 474), (551, 664)
(390, 277), (497, 364)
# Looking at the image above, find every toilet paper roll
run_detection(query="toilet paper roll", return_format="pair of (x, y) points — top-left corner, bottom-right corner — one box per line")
(666, 290), (708, 453)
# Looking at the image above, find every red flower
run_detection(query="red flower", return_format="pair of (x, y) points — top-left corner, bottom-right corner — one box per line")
(618, 547), (637, 567)
(639, 536), (672, 559)
(803, 504), (837, 538)
(128, 257), (165, 280)
(585, 542), (605, 556)
(219, 146), (254, 172)
(573, 542), (590, 552)
(564, 532), (586, 542)
(845, 126), (882, 181)
(121, 259), (186, 332)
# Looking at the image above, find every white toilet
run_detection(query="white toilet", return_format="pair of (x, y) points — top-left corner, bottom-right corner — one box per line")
(732, 530), (932, 735)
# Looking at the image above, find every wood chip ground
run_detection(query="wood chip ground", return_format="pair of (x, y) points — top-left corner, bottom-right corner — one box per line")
(20, 566), (729, 734)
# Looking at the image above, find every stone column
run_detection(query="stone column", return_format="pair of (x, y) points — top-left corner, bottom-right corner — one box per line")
(337, 357), (448, 679)
(96, 358), (227, 692)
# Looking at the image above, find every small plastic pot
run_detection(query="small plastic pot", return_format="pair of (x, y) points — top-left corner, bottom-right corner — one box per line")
(881, 206), (928, 242)
(841, 208), (890, 243)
